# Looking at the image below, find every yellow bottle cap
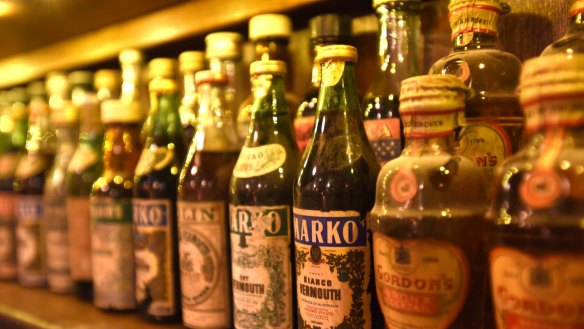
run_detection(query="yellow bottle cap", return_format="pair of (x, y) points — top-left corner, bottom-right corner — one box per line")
(250, 60), (287, 76)
(316, 44), (358, 63)
(179, 51), (206, 73)
(101, 99), (143, 123)
(249, 14), (292, 40)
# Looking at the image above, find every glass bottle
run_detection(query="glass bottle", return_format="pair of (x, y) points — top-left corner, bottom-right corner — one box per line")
(293, 45), (382, 329)
(177, 70), (239, 329)
(236, 14), (300, 140)
(362, 0), (422, 165)
(428, 0), (523, 192)
(14, 77), (55, 288)
(133, 68), (185, 322)
(44, 71), (81, 294)
(178, 50), (206, 147)
(541, 0), (584, 55)
(205, 32), (247, 122)
(66, 69), (116, 301)
(229, 60), (299, 328)
(142, 58), (178, 143)
(370, 75), (490, 329)
(294, 13), (352, 155)
(488, 53), (584, 329)
(119, 49), (146, 107)
(90, 99), (142, 311)
(0, 87), (28, 280)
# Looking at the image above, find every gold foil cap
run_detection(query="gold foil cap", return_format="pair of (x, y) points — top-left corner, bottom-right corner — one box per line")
(205, 32), (243, 59)
(250, 60), (287, 76)
(249, 14), (292, 40)
(316, 44), (358, 63)
(101, 99), (143, 123)
(94, 69), (121, 91)
(179, 51), (206, 73)
(148, 58), (178, 80)
(195, 70), (228, 85)
(119, 49), (144, 64)
(400, 74), (469, 108)
(149, 78), (179, 93)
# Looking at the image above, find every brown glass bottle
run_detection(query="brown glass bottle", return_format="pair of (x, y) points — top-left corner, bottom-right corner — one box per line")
(90, 99), (142, 311)
(177, 70), (239, 329)
(293, 45), (382, 329)
(133, 71), (185, 322)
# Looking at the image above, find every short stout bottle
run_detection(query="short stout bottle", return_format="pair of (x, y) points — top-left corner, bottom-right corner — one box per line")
(294, 14), (352, 155)
(90, 99), (142, 311)
(541, 0), (584, 55)
(363, 0), (421, 164)
(371, 75), (490, 329)
(429, 0), (523, 190)
(230, 60), (299, 328)
(66, 69), (118, 301)
(488, 53), (584, 328)
(14, 78), (55, 288)
(177, 70), (239, 329)
(293, 45), (382, 329)
(178, 51), (206, 147)
(133, 71), (185, 321)
(0, 87), (28, 280)
(44, 71), (82, 294)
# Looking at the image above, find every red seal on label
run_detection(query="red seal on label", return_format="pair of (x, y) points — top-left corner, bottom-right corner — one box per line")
(390, 170), (418, 203)
(519, 170), (564, 209)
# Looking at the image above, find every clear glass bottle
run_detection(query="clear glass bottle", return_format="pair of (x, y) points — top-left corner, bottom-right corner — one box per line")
(541, 0), (584, 55)
(371, 74), (490, 329)
(133, 61), (185, 322)
(294, 13), (352, 155)
(0, 87), (28, 280)
(178, 50), (206, 147)
(44, 71), (81, 294)
(14, 77), (55, 288)
(229, 60), (299, 328)
(293, 45), (382, 329)
(428, 0), (524, 192)
(362, 0), (422, 165)
(177, 70), (239, 329)
(488, 53), (584, 329)
(90, 99), (142, 311)
(66, 69), (116, 301)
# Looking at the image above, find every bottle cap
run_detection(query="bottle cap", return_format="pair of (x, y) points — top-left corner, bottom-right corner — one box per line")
(373, 0), (421, 9)
(148, 58), (178, 80)
(570, 0), (584, 17)
(205, 32), (244, 59)
(179, 51), (206, 73)
(309, 13), (352, 42)
(249, 14), (292, 40)
(101, 99), (143, 123)
(448, 0), (504, 12)
(68, 70), (93, 86)
(94, 69), (121, 91)
(195, 70), (228, 85)
(119, 49), (144, 64)
(45, 71), (69, 95)
(51, 100), (79, 125)
(316, 44), (358, 63)
(250, 60), (287, 76)
(149, 78), (179, 93)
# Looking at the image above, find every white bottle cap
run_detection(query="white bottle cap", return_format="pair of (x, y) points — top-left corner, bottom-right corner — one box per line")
(249, 14), (292, 40)
(205, 32), (244, 60)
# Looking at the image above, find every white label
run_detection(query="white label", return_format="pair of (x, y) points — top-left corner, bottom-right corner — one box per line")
(230, 205), (292, 328)
(15, 195), (45, 286)
(133, 198), (176, 317)
(44, 197), (73, 293)
(66, 197), (92, 281)
(233, 144), (287, 179)
(90, 197), (136, 310)
(178, 201), (231, 328)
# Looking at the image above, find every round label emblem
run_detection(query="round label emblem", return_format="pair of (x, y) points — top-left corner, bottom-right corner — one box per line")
(390, 170), (418, 203)
(520, 170), (564, 209)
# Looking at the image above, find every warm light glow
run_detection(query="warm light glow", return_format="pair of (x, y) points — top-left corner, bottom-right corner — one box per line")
(0, 1), (17, 17)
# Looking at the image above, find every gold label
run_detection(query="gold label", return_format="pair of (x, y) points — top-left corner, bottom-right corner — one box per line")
(449, 2), (501, 42)
(459, 120), (511, 180)
(373, 233), (469, 329)
(321, 61), (345, 87)
(68, 144), (100, 174)
(66, 197), (92, 281)
(491, 247), (584, 328)
(294, 115), (316, 154)
(178, 201), (231, 328)
(233, 144), (287, 178)
(135, 145), (174, 177)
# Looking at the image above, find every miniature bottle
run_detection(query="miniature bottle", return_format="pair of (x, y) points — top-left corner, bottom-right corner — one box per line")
(178, 50), (206, 146)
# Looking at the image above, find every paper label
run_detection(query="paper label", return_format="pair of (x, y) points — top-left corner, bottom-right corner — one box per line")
(401, 109), (460, 137)
(135, 145), (174, 177)
(364, 118), (402, 164)
(230, 205), (292, 329)
(294, 115), (315, 154)
(0, 192), (16, 278)
(373, 234), (470, 329)
(233, 144), (287, 179)
(178, 201), (231, 328)
(293, 208), (370, 329)
(322, 62), (345, 87)
(449, 2), (501, 42)
(66, 197), (93, 281)
(133, 198), (176, 317)
(459, 120), (511, 180)
(44, 197), (72, 292)
(90, 197), (136, 310)
(491, 247), (584, 329)
(15, 195), (45, 286)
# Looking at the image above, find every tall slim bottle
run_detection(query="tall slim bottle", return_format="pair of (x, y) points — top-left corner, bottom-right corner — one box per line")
(429, 0), (523, 189)
(293, 45), (382, 329)
(14, 79), (55, 288)
(133, 60), (185, 322)
(44, 71), (81, 294)
(541, 0), (584, 55)
(90, 99), (142, 311)
(177, 70), (239, 329)
(363, 0), (421, 165)
(0, 87), (28, 280)
(230, 60), (299, 328)
(294, 14), (352, 155)
(371, 75), (490, 329)
(66, 69), (117, 300)
(178, 51), (206, 146)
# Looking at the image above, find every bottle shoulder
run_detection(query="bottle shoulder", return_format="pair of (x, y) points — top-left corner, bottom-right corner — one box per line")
(541, 31), (584, 56)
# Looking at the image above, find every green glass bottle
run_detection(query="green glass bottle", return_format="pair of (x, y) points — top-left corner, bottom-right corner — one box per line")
(229, 60), (299, 328)
(293, 45), (382, 329)
(90, 99), (142, 311)
(177, 70), (239, 329)
(133, 59), (185, 323)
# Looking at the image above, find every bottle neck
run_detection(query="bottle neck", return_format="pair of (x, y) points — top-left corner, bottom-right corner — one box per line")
(254, 38), (289, 61)
(103, 123), (142, 174)
(402, 133), (456, 156)
(120, 61), (142, 104)
(449, 5), (501, 51)
(248, 74), (291, 144)
(149, 90), (184, 145)
(317, 60), (361, 116)
(180, 71), (197, 126)
(197, 83), (232, 126)
(26, 98), (55, 154)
